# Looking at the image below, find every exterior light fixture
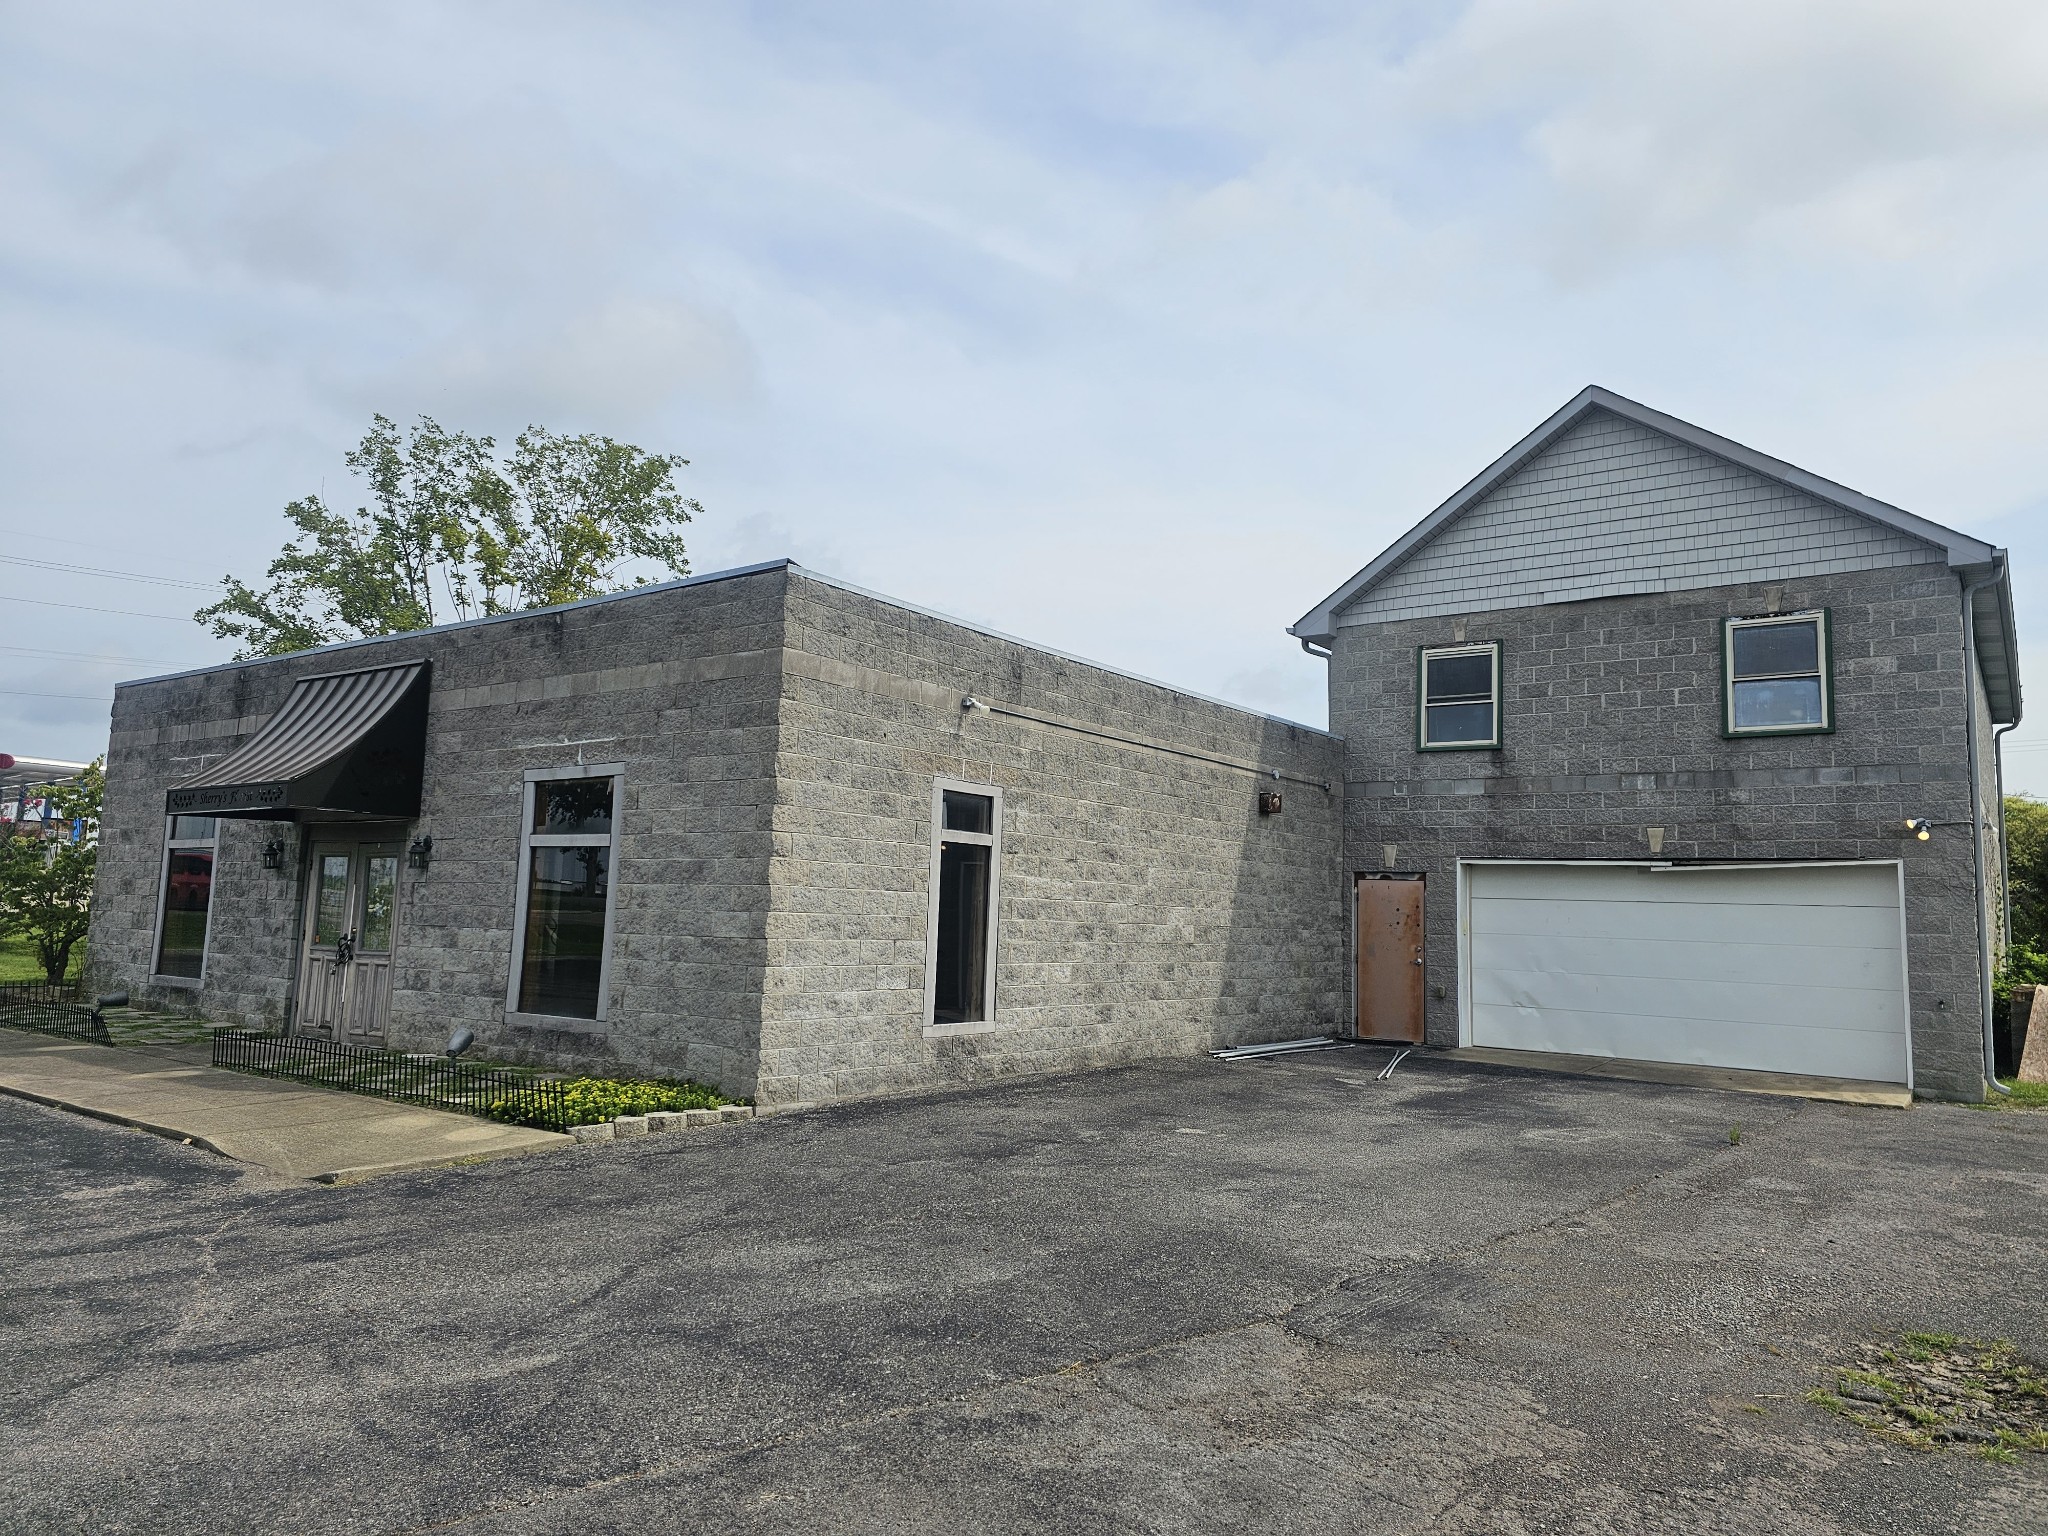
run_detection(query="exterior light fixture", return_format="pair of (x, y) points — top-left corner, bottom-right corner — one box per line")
(408, 834), (434, 870)
(1904, 818), (1932, 841)
(960, 695), (990, 713)
(261, 835), (288, 870)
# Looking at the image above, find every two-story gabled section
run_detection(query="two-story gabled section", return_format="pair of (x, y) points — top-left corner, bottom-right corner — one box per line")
(1294, 387), (2022, 1101)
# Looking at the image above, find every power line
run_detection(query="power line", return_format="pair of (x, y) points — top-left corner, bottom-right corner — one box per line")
(0, 592), (196, 622)
(0, 523), (194, 559)
(0, 552), (222, 592)
(0, 688), (112, 702)
(0, 644), (176, 666)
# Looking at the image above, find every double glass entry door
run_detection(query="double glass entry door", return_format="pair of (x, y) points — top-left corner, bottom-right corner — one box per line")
(294, 839), (401, 1045)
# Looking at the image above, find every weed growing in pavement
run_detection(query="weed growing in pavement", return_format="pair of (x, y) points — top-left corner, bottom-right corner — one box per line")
(1809, 1333), (2048, 1459)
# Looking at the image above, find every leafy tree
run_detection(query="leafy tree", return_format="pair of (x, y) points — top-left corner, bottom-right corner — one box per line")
(197, 415), (700, 657)
(0, 761), (103, 985)
(2004, 794), (2048, 996)
(2010, 795), (2048, 947)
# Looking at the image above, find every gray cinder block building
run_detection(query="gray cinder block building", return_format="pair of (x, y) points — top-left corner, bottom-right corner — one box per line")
(91, 387), (2022, 1105)
(91, 564), (1346, 1109)
(1293, 388), (2021, 1102)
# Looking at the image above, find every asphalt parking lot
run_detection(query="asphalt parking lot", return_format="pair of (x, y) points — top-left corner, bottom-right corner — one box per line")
(4, 1048), (2045, 1535)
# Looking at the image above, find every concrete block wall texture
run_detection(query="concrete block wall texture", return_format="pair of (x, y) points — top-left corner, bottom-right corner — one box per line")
(756, 572), (1347, 1108)
(91, 567), (792, 1099)
(95, 676), (302, 1030)
(1328, 562), (1993, 1100)
(90, 561), (1349, 1110)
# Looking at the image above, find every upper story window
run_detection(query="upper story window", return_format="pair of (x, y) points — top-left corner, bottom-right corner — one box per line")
(1418, 642), (1502, 750)
(154, 815), (218, 980)
(510, 770), (620, 1020)
(1724, 613), (1832, 736)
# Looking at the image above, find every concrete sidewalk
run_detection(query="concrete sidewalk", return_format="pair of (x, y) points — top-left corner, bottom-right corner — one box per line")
(0, 1031), (567, 1180)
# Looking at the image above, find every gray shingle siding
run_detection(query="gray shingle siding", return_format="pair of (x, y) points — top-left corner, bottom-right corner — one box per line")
(1340, 411), (1940, 625)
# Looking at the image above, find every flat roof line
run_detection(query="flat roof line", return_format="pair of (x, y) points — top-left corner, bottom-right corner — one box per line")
(113, 560), (797, 689)
(785, 566), (1339, 739)
(114, 558), (1339, 741)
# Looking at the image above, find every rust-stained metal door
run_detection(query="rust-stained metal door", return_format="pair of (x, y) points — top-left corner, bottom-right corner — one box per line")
(1356, 876), (1425, 1043)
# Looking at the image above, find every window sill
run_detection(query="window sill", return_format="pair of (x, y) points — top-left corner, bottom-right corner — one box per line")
(502, 1009), (608, 1030)
(149, 973), (204, 989)
(923, 1020), (999, 1039)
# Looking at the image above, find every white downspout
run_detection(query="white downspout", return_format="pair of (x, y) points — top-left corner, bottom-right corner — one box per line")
(1995, 720), (2019, 960)
(1961, 560), (2010, 1096)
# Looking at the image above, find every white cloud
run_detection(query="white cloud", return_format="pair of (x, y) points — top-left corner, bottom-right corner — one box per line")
(356, 295), (758, 428)
(2, 0), (2046, 784)
(1399, 0), (2048, 272)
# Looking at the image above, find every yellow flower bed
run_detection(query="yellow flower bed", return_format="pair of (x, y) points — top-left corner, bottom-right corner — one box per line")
(487, 1074), (734, 1129)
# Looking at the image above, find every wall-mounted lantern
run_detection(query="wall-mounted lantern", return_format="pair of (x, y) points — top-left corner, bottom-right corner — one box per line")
(261, 835), (288, 870)
(408, 834), (434, 871)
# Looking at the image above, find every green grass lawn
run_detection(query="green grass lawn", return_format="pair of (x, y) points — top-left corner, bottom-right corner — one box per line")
(1961, 1077), (2048, 1110)
(0, 933), (80, 985)
(1993, 1078), (2048, 1109)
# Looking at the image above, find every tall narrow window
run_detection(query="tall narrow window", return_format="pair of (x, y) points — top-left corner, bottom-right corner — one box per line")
(155, 815), (218, 979)
(1724, 613), (1831, 735)
(1418, 642), (1502, 749)
(926, 781), (1001, 1028)
(511, 772), (619, 1020)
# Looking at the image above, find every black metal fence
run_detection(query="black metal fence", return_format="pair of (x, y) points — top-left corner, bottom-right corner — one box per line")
(210, 1030), (569, 1131)
(0, 982), (113, 1045)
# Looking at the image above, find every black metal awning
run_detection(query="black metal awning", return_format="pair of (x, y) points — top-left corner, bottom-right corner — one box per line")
(165, 661), (431, 820)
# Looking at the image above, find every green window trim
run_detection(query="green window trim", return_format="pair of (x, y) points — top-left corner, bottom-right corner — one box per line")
(1416, 641), (1503, 751)
(1721, 609), (1835, 738)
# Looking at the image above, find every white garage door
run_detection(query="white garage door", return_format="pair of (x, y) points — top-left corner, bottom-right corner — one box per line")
(1464, 862), (1909, 1085)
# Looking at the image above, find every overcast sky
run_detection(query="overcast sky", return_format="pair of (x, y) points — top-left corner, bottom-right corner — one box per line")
(4, 1), (2045, 791)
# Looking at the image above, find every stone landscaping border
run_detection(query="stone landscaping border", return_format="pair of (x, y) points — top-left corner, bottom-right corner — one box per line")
(569, 1104), (755, 1144)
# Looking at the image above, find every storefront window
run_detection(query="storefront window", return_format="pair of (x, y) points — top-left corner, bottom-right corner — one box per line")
(513, 774), (618, 1019)
(155, 818), (218, 979)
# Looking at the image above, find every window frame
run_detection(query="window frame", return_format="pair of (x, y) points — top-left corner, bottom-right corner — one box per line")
(1721, 610), (1834, 738)
(922, 777), (1003, 1036)
(151, 815), (220, 986)
(1416, 641), (1504, 752)
(505, 763), (625, 1024)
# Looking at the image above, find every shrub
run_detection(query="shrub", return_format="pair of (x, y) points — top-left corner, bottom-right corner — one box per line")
(486, 1074), (734, 1129)
(1996, 940), (2048, 1004)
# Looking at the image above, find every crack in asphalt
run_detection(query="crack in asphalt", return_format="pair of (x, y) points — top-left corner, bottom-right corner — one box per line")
(396, 1113), (1775, 1533)
(156, 1211), (246, 1357)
